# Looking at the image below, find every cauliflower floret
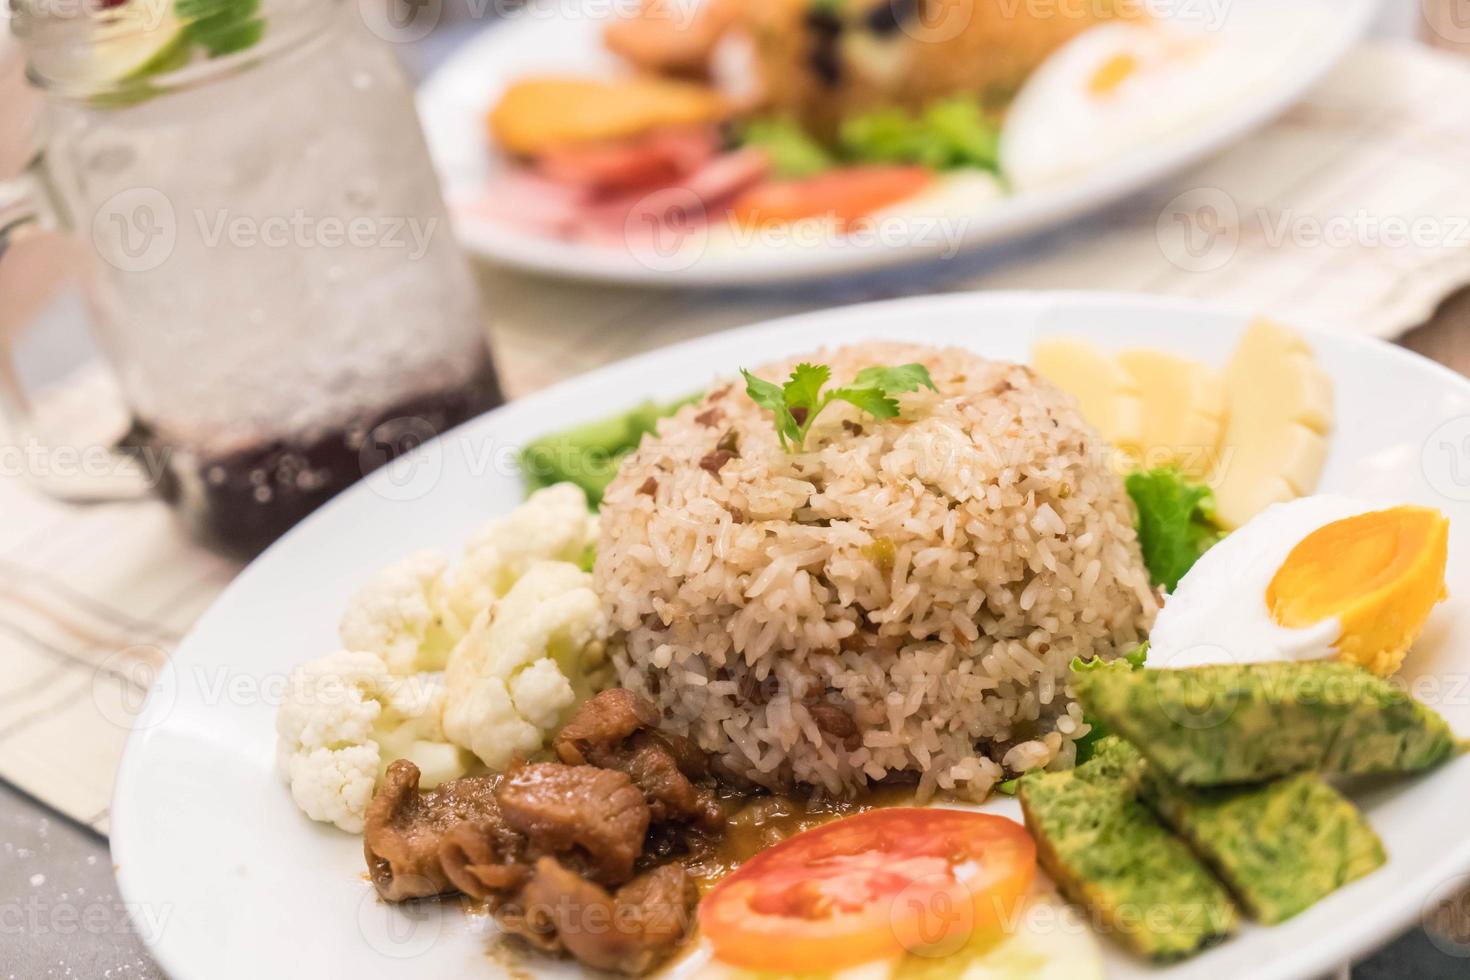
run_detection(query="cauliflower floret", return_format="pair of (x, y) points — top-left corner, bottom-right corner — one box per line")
(443, 560), (608, 770)
(339, 550), (465, 674)
(283, 745), (378, 833)
(276, 650), (471, 833)
(445, 484), (598, 627)
(509, 657), (576, 730)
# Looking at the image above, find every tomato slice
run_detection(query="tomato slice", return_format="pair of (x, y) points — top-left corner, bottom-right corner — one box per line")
(730, 165), (932, 230)
(699, 808), (1037, 973)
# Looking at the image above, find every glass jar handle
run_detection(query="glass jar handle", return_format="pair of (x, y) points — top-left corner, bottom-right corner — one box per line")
(0, 156), (156, 502)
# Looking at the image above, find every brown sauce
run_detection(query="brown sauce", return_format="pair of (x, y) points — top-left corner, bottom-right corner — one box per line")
(681, 784), (924, 893)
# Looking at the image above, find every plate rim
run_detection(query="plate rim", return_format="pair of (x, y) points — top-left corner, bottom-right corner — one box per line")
(112, 288), (1470, 980)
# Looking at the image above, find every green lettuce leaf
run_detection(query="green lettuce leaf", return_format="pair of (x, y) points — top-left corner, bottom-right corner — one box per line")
(1069, 642), (1148, 767)
(840, 97), (1000, 171)
(1000, 644), (1150, 792)
(739, 118), (835, 179)
(520, 394), (699, 506)
(1125, 467), (1224, 592)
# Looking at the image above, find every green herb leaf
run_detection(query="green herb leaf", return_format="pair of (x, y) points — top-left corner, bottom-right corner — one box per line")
(176, 0), (249, 18)
(829, 385), (900, 420)
(782, 363), (831, 423)
(742, 361), (937, 451)
(179, 0), (265, 59)
(852, 363), (939, 395)
(1125, 467), (1224, 592)
(741, 369), (797, 449)
(188, 16), (263, 57)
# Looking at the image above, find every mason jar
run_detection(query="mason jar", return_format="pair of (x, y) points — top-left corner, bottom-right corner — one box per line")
(0, 0), (503, 555)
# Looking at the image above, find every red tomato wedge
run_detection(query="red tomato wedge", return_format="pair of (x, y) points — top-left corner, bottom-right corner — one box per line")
(730, 166), (932, 230)
(699, 808), (1036, 973)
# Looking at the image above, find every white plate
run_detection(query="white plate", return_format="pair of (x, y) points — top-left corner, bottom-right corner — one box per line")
(112, 291), (1470, 980)
(418, 0), (1378, 285)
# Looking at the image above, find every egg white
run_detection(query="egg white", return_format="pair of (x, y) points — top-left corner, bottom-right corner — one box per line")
(998, 14), (1308, 192)
(1148, 495), (1378, 669)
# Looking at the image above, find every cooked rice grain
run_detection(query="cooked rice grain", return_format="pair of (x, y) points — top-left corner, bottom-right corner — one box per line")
(595, 342), (1157, 799)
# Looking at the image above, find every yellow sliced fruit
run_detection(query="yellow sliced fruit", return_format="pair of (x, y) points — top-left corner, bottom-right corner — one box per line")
(1213, 318), (1333, 529)
(1118, 349), (1225, 481)
(1268, 506), (1449, 677)
(1032, 338), (1144, 462)
(488, 76), (728, 155)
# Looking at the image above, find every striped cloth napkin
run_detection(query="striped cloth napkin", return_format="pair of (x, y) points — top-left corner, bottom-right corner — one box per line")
(2, 40), (1469, 833)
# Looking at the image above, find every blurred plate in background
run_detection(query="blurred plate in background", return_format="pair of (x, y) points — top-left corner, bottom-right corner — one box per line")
(419, 0), (1378, 286)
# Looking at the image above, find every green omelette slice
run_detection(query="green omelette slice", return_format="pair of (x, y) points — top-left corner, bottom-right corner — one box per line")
(1074, 662), (1458, 786)
(1141, 770), (1387, 924)
(1019, 738), (1238, 960)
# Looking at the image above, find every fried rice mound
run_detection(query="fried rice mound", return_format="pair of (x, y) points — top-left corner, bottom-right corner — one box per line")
(595, 341), (1156, 800)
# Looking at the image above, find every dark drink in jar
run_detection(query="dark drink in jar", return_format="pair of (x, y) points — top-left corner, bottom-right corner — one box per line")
(126, 357), (502, 557)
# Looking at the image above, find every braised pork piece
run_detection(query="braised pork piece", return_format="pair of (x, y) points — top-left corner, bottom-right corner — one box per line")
(553, 687), (723, 829)
(362, 690), (714, 974)
(495, 763), (651, 883)
(363, 762), (504, 902)
(510, 858), (699, 974)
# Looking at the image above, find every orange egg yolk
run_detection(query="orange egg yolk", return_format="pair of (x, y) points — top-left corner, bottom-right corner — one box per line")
(1267, 506), (1449, 676)
(1088, 53), (1139, 96)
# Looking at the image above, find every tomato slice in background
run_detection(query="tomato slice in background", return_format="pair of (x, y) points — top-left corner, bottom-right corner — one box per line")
(699, 808), (1037, 974)
(729, 165), (933, 230)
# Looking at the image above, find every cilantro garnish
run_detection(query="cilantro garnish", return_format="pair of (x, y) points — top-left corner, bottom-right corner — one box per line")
(1125, 467), (1224, 592)
(740, 362), (936, 452)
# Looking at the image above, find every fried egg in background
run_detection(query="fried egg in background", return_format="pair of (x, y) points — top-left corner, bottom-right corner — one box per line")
(998, 9), (1315, 192)
(1150, 496), (1450, 677)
